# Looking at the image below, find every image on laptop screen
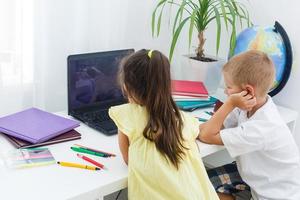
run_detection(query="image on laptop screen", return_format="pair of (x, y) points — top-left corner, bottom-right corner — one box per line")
(68, 49), (134, 112)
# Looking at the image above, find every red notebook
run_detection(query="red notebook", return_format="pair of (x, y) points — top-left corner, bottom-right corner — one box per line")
(1, 129), (81, 148)
(172, 80), (209, 97)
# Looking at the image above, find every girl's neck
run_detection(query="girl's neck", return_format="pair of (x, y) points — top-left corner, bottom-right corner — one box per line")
(247, 95), (268, 118)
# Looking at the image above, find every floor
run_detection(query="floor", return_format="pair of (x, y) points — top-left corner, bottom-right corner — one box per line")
(104, 189), (128, 200)
(104, 188), (250, 200)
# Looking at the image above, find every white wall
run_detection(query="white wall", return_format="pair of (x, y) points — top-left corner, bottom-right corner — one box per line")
(141, 1), (300, 149)
(34, 0), (90, 111)
(34, 0), (300, 148)
(33, 0), (170, 112)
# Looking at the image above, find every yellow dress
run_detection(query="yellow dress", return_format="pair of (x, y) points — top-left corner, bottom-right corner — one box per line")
(109, 103), (219, 200)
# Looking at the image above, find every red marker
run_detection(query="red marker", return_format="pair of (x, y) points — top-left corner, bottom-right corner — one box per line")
(77, 153), (106, 169)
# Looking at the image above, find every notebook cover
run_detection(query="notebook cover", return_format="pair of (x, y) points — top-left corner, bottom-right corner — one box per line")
(175, 97), (218, 110)
(0, 108), (80, 144)
(172, 95), (209, 101)
(2, 129), (81, 148)
(213, 100), (224, 112)
(172, 80), (209, 96)
(172, 92), (208, 98)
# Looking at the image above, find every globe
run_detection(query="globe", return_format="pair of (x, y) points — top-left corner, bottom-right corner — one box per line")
(232, 21), (292, 96)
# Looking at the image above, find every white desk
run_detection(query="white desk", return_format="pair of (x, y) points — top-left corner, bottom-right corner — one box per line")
(192, 105), (299, 158)
(0, 105), (298, 200)
(193, 89), (299, 158)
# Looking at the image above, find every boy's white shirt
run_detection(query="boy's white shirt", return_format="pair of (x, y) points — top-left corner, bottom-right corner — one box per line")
(220, 96), (300, 200)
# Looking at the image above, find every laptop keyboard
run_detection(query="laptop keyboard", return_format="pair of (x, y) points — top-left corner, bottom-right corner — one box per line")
(73, 109), (117, 135)
(83, 110), (110, 122)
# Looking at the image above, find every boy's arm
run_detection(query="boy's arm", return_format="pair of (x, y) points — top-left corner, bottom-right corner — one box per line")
(198, 101), (235, 145)
(118, 131), (129, 165)
(198, 91), (256, 145)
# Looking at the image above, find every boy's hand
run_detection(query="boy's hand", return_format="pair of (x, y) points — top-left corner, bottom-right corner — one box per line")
(228, 91), (256, 111)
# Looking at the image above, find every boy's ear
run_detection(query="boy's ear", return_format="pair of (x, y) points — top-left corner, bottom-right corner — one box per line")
(244, 84), (255, 96)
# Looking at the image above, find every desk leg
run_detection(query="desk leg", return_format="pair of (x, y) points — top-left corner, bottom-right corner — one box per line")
(97, 196), (104, 200)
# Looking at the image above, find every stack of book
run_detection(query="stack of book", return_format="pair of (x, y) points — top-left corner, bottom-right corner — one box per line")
(172, 80), (218, 111)
(0, 108), (81, 148)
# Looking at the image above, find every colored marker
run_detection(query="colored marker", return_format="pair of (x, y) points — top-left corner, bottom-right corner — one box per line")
(71, 146), (108, 157)
(204, 111), (214, 116)
(74, 144), (116, 157)
(18, 161), (56, 168)
(196, 117), (208, 122)
(57, 161), (100, 171)
(77, 153), (106, 169)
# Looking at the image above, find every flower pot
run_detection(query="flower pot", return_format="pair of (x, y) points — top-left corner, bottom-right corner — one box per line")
(180, 54), (225, 94)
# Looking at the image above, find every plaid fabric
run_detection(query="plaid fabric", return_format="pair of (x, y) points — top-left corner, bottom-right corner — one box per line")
(207, 162), (251, 195)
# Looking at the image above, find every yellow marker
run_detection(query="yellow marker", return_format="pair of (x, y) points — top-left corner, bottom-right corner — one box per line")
(57, 161), (100, 171)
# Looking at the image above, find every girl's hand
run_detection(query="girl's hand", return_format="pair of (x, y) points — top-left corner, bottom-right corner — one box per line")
(228, 91), (257, 111)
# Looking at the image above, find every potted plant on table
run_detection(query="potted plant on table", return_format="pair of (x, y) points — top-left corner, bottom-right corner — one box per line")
(151, 0), (251, 92)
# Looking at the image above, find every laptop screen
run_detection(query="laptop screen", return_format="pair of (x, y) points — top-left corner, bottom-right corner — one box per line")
(67, 49), (134, 112)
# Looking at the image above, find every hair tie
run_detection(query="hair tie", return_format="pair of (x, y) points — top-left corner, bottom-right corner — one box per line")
(148, 50), (153, 58)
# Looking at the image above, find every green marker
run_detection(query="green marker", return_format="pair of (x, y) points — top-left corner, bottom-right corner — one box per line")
(204, 111), (214, 116)
(197, 117), (208, 122)
(71, 146), (108, 157)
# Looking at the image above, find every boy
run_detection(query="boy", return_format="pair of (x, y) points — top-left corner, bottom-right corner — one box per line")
(199, 50), (300, 200)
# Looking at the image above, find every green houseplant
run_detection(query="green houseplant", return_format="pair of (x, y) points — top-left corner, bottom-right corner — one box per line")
(151, 0), (251, 61)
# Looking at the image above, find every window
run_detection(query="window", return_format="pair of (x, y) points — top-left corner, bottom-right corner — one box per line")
(0, 0), (33, 87)
(0, 0), (34, 115)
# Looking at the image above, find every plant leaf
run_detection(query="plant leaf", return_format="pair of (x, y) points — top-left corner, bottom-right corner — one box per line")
(167, 0), (174, 26)
(213, 6), (221, 55)
(151, 0), (251, 59)
(230, 0), (243, 28)
(239, 4), (252, 27)
(188, 10), (197, 49)
(169, 17), (190, 61)
(157, 3), (166, 36)
(222, 0), (237, 57)
(229, 27), (236, 57)
(172, 1), (186, 34)
(151, 0), (167, 37)
(219, 0), (228, 31)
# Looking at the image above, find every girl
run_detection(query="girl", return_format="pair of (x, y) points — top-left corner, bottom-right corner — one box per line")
(109, 49), (219, 200)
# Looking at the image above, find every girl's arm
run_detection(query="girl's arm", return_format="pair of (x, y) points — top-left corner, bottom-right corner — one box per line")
(118, 131), (129, 165)
(198, 91), (256, 145)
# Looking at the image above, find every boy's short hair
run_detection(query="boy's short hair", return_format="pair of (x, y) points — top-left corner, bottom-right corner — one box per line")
(223, 50), (275, 97)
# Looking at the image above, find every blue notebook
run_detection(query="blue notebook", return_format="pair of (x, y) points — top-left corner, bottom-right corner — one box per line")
(176, 96), (218, 111)
(0, 108), (80, 144)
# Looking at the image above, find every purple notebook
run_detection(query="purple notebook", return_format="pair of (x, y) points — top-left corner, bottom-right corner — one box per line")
(0, 108), (80, 144)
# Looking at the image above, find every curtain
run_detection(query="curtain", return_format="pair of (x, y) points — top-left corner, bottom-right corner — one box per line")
(0, 0), (149, 115)
(0, 0), (34, 116)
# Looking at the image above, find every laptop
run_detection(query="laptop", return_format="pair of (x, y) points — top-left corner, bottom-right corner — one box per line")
(67, 49), (134, 135)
